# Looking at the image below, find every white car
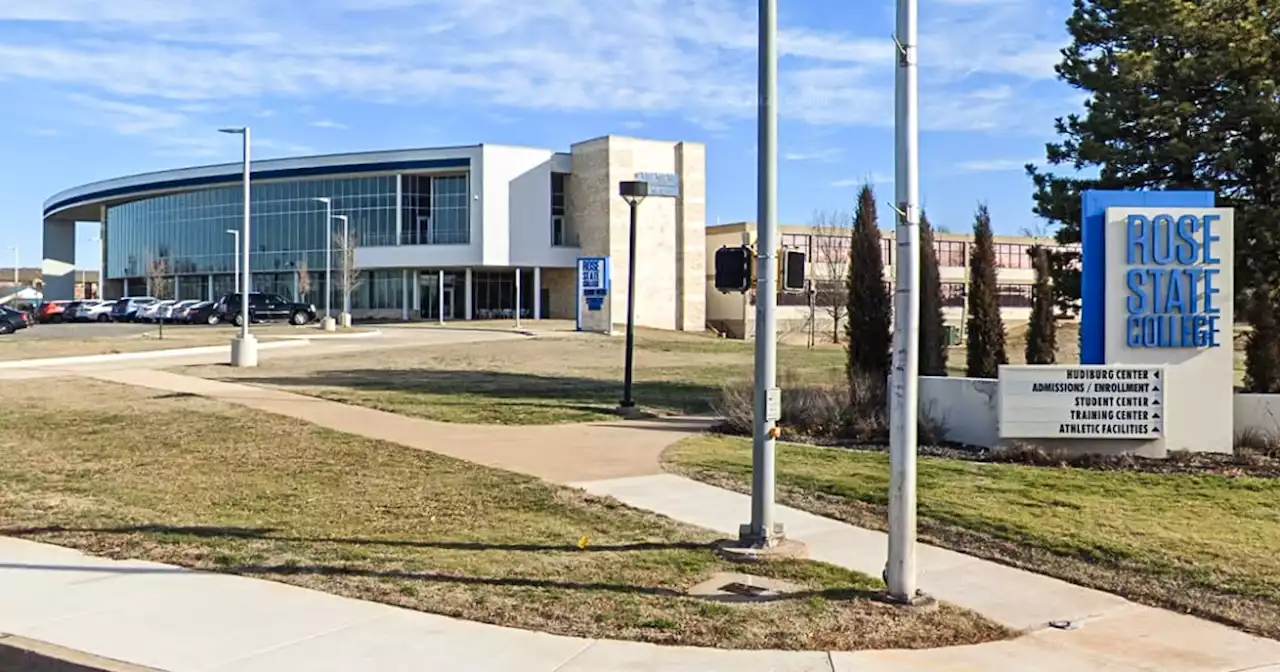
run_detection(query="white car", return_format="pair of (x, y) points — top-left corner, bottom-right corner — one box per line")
(161, 300), (201, 321)
(76, 300), (117, 322)
(137, 300), (177, 322)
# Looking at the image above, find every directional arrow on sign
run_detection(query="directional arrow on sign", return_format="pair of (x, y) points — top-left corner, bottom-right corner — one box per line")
(1153, 370), (1160, 379)
(1151, 385), (1160, 393)
(1152, 412), (1160, 419)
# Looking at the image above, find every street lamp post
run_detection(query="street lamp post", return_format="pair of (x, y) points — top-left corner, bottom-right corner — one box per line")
(219, 126), (257, 367)
(225, 230), (240, 293)
(617, 180), (649, 413)
(312, 197), (336, 331)
(334, 214), (350, 327)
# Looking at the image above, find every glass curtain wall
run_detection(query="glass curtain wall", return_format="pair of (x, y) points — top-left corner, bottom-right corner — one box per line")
(471, 269), (533, 320)
(104, 175), (400, 282)
(400, 174), (470, 245)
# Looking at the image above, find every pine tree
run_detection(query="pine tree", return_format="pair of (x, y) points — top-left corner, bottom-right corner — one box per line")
(1245, 289), (1280, 394)
(1025, 245), (1057, 365)
(965, 204), (1006, 379)
(846, 183), (893, 385)
(918, 212), (948, 376)
(1027, 1), (1280, 313)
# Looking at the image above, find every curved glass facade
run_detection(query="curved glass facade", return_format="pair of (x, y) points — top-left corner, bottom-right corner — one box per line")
(103, 171), (470, 309)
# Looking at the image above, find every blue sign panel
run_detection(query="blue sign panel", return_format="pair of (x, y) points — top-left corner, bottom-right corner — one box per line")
(1079, 189), (1215, 364)
(1123, 213), (1223, 349)
(635, 172), (680, 198)
(579, 256), (608, 296)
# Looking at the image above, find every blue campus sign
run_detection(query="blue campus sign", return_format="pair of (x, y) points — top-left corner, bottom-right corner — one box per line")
(1122, 212), (1224, 349)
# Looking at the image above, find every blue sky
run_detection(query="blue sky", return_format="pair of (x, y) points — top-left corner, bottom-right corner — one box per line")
(0, 0), (1080, 270)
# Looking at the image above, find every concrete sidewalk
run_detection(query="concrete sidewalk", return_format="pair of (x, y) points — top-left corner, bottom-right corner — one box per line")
(576, 473), (1280, 672)
(5, 532), (1254, 672)
(82, 368), (715, 483)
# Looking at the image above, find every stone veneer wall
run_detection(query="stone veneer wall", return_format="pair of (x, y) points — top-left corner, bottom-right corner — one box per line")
(568, 136), (706, 331)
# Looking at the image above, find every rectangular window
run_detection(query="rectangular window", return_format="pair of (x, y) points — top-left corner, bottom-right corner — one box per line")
(994, 243), (1032, 269)
(996, 284), (1033, 307)
(550, 172), (574, 246)
(551, 215), (567, 246)
(941, 282), (966, 307)
(934, 240), (967, 267)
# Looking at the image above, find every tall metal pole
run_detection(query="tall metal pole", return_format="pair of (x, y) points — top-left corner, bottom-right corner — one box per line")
(620, 200), (640, 409)
(240, 128), (251, 340)
(747, 0), (780, 546)
(337, 215), (350, 321)
(438, 269), (445, 324)
(313, 197), (333, 320)
(888, 0), (922, 602)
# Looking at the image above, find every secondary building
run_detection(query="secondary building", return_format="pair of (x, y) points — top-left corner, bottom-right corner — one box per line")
(41, 136), (706, 330)
(704, 222), (1078, 341)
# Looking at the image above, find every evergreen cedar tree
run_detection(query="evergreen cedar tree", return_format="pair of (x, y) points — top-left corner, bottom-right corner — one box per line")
(965, 204), (1007, 378)
(918, 212), (948, 376)
(1028, 0), (1280, 316)
(1245, 289), (1280, 394)
(1025, 245), (1057, 365)
(846, 183), (893, 385)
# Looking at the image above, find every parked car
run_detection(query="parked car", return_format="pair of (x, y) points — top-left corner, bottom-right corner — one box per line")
(34, 300), (73, 324)
(68, 300), (106, 322)
(175, 300), (210, 323)
(188, 301), (221, 325)
(110, 297), (157, 322)
(83, 300), (117, 322)
(215, 292), (317, 327)
(0, 306), (30, 334)
(161, 300), (202, 322)
(137, 300), (177, 323)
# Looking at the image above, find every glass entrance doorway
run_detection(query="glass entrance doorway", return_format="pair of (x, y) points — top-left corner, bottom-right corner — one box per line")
(420, 271), (457, 320)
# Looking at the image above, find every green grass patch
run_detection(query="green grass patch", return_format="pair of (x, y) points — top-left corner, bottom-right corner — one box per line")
(666, 434), (1280, 639)
(0, 379), (1008, 651)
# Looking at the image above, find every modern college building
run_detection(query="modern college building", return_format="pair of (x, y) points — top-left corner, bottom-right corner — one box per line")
(41, 136), (707, 329)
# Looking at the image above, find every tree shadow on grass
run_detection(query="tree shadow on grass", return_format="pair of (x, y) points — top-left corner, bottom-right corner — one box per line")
(2, 523), (886, 603)
(222, 369), (720, 417)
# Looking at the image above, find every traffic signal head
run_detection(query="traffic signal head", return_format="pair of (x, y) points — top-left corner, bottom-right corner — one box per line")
(780, 248), (807, 293)
(714, 245), (753, 293)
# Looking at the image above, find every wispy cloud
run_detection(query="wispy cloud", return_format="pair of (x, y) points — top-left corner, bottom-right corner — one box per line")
(832, 172), (892, 187)
(956, 158), (1035, 172)
(785, 148), (842, 162)
(310, 119), (347, 129)
(0, 0), (1071, 144)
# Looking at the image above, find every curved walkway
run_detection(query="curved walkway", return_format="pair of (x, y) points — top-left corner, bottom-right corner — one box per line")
(4, 367), (1280, 671)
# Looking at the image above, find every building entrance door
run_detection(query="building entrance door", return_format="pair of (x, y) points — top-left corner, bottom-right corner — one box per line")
(420, 272), (455, 320)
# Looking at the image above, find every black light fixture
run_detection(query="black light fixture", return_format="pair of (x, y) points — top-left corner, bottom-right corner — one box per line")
(618, 180), (649, 412)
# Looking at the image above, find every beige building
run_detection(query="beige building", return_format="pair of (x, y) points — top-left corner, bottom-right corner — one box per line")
(704, 222), (1077, 341)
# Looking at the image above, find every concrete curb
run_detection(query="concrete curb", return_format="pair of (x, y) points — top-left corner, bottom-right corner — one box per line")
(0, 634), (165, 672)
(0, 339), (309, 370)
(378, 325), (538, 337)
(286, 328), (383, 341)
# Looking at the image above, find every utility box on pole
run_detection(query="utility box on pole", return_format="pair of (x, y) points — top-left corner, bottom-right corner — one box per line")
(780, 248), (806, 293)
(714, 245), (754, 293)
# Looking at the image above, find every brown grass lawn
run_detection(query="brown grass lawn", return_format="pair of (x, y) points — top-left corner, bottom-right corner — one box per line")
(666, 435), (1280, 640)
(0, 378), (1008, 651)
(0, 324), (331, 362)
(180, 329), (847, 425)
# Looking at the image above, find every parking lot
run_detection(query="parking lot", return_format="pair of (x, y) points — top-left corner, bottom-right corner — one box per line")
(1, 322), (160, 341)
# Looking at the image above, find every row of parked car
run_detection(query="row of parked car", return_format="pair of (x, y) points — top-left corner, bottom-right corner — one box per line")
(2, 293), (320, 335)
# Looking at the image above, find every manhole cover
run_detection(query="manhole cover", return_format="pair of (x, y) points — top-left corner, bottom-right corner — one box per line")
(687, 572), (805, 603)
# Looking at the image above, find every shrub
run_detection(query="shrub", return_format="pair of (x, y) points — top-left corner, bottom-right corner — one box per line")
(965, 204), (1007, 378)
(918, 212), (949, 376)
(1025, 245), (1057, 365)
(1245, 288), (1280, 393)
(846, 183), (893, 386)
(711, 372), (947, 446)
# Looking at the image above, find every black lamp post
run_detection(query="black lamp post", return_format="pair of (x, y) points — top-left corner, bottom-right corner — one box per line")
(618, 180), (649, 411)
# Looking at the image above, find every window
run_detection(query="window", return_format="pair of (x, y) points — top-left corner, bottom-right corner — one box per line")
(941, 282), (966, 307)
(552, 216), (567, 246)
(401, 173), (470, 245)
(996, 284), (1033, 308)
(352, 270), (404, 310)
(880, 237), (893, 266)
(934, 240), (966, 267)
(994, 243), (1032, 269)
(550, 172), (574, 246)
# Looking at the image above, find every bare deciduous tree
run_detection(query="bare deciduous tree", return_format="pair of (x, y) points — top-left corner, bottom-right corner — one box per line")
(296, 257), (311, 303)
(146, 254), (172, 338)
(809, 209), (853, 343)
(334, 231), (361, 321)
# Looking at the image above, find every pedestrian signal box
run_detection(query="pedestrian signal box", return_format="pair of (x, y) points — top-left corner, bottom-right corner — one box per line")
(780, 248), (806, 293)
(714, 245), (753, 293)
